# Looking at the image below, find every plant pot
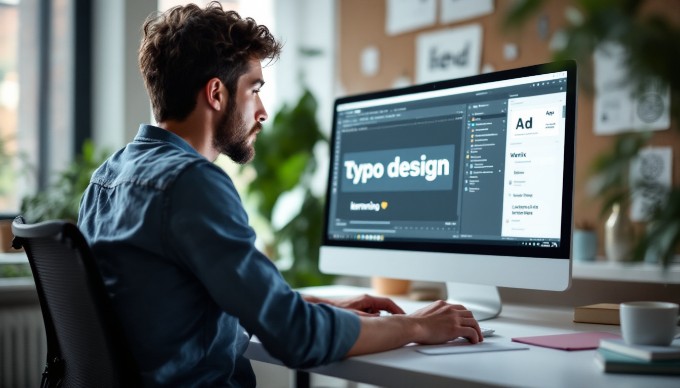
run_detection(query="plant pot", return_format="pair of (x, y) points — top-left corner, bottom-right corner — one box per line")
(573, 229), (597, 261)
(0, 219), (15, 252)
(371, 277), (411, 295)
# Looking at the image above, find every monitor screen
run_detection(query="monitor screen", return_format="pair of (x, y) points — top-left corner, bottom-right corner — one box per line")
(320, 61), (577, 319)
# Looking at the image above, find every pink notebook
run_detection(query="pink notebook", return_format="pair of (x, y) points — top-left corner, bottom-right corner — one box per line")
(511, 332), (621, 351)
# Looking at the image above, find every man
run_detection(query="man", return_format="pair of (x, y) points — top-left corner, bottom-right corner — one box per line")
(78, 2), (482, 386)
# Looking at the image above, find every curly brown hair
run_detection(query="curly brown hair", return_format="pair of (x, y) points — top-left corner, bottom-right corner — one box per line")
(139, 2), (282, 122)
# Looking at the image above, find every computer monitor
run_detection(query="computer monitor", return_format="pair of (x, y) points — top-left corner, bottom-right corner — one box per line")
(320, 60), (577, 320)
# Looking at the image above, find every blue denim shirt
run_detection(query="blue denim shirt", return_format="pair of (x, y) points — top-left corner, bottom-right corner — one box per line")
(78, 125), (360, 387)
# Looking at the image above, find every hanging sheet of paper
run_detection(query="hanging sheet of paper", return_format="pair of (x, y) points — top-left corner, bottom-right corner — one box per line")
(416, 24), (482, 83)
(629, 147), (672, 222)
(440, 0), (494, 24)
(360, 46), (380, 77)
(385, 0), (437, 36)
(593, 42), (670, 135)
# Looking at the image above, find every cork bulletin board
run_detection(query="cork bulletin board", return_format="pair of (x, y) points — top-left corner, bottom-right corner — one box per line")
(337, 0), (680, 255)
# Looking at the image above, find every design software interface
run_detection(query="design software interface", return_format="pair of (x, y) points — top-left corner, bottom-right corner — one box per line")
(327, 71), (568, 250)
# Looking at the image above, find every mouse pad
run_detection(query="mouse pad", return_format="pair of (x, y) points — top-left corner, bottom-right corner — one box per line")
(416, 340), (529, 355)
(511, 331), (621, 351)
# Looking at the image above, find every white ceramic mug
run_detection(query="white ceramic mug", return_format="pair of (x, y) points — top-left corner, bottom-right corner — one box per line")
(620, 301), (679, 346)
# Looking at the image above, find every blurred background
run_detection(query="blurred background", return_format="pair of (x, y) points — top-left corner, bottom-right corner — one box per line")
(0, 1), (678, 387)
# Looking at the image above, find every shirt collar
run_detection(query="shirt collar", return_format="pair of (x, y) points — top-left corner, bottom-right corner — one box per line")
(134, 124), (202, 158)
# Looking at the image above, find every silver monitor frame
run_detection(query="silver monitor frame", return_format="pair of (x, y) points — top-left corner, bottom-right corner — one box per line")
(320, 61), (577, 320)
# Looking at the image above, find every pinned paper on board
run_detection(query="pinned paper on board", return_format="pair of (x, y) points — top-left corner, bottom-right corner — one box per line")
(594, 42), (670, 135)
(416, 24), (482, 83)
(360, 46), (380, 77)
(629, 147), (672, 222)
(386, 0), (437, 36)
(391, 74), (412, 89)
(440, 0), (494, 24)
(503, 43), (519, 61)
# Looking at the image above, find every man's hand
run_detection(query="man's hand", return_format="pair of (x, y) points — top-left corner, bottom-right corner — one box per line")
(408, 300), (482, 345)
(345, 300), (483, 357)
(302, 294), (405, 316)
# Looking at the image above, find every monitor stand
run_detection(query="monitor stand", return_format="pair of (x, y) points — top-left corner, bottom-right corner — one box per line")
(446, 282), (502, 321)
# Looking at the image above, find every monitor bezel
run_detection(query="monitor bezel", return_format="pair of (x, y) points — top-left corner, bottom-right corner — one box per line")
(321, 60), (577, 262)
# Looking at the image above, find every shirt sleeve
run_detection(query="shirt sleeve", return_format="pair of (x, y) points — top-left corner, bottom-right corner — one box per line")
(164, 161), (360, 368)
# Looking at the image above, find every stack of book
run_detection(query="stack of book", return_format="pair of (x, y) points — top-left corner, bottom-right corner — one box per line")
(573, 303), (620, 325)
(596, 338), (680, 375)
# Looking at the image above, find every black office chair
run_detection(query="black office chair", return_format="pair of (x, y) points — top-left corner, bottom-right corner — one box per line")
(11, 217), (141, 388)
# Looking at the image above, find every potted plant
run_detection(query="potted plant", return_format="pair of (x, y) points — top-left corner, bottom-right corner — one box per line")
(506, 0), (680, 267)
(0, 134), (31, 279)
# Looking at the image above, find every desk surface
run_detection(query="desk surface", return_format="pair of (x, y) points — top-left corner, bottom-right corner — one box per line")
(245, 286), (680, 388)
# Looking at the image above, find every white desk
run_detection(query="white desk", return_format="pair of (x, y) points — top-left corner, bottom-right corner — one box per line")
(245, 286), (680, 388)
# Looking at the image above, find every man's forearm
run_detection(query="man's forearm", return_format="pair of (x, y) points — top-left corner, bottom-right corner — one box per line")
(301, 294), (332, 305)
(346, 316), (416, 356)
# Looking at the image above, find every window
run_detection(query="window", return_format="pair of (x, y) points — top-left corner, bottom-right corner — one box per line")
(0, 1), (19, 214)
(0, 0), (79, 216)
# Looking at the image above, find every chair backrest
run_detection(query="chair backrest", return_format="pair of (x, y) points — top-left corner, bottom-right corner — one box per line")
(11, 217), (141, 388)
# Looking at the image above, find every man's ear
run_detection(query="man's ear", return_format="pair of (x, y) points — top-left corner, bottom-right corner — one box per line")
(205, 77), (227, 111)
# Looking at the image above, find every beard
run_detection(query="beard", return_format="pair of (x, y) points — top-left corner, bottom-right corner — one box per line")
(213, 98), (262, 164)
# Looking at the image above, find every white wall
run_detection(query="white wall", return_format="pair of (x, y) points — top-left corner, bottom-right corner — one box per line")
(273, 0), (337, 136)
(92, 0), (155, 151)
(267, 0), (338, 209)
